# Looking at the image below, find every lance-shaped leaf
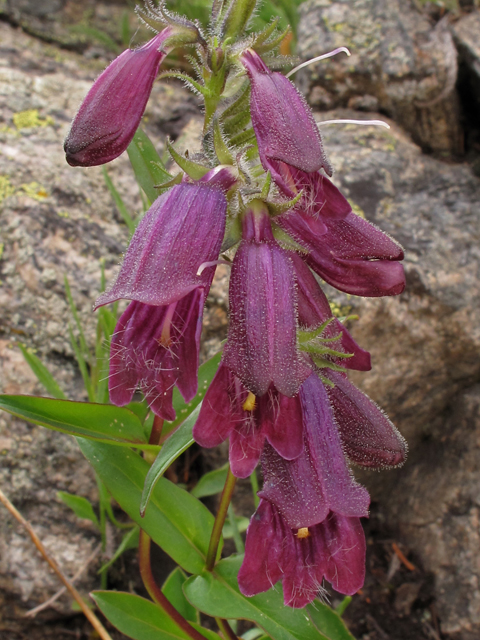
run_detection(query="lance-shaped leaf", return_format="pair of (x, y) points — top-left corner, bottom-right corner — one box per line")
(0, 395), (150, 447)
(127, 128), (171, 204)
(184, 555), (332, 640)
(91, 591), (219, 640)
(79, 439), (215, 574)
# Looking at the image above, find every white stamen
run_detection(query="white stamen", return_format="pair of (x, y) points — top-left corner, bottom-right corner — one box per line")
(286, 47), (351, 78)
(317, 119), (390, 129)
(196, 259), (230, 276)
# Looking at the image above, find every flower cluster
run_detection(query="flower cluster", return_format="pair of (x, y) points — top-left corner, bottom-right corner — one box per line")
(65, 1), (406, 610)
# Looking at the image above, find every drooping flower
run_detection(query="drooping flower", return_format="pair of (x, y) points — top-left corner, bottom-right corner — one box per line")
(259, 373), (370, 527)
(222, 200), (310, 398)
(95, 173), (235, 418)
(65, 17), (202, 167)
(279, 208), (406, 297)
(108, 288), (206, 420)
(240, 49), (332, 182)
(238, 499), (366, 607)
(325, 370), (407, 469)
(95, 178), (232, 309)
(193, 364), (304, 477)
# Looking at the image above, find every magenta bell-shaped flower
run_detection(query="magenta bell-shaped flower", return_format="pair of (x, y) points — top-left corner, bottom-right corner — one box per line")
(64, 29), (172, 167)
(259, 373), (370, 528)
(95, 180), (230, 309)
(279, 209), (406, 297)
(240, 49), (332, 183)
(325, 370), (407, 469)
(238, 500), (366, 607)
(222, 201), (310, 397)
(108, 288), (206, 420)
(192, 364), (304, 477)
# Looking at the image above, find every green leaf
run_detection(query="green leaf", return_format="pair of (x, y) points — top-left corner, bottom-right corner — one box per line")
(0, 395), (151, 447)
(191, 464), (229, 498)
(78, 439), (216, 574)
(18, 345), (66, 400)
(102, 166), (136, 234)
(91, 591), (219, 640)
(140, 405), (199, 516)
(57, 491), (99, 527)
(162, 567), (199, 624)
(127, 128), (171, 204)
(99, 526), (140, 574)
(184, 556), (330, 640)
(306, 603), (356, 640)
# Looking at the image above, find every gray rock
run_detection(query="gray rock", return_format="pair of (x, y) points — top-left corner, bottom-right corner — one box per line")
(452, 10), (480, 116)
(296, 0), (463, 155)
(386, 385), (480, 639)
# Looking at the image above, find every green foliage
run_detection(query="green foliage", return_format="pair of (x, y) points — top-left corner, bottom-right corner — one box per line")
(184, 556), (334, 640)
(127, 128), (172, 205)
(18, 345), (67, 400)
(58, 491), (99, 527)
(92, 590), (220, 640)
(0, 395), (152, 446)
(79, 439), (217, 574)
(162, 567), (199, 624)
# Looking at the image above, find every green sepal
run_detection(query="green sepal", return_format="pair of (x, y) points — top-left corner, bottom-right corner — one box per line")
(229, 127), (256, 147)
(220, 82), (251, 120)
(159, 71), (208, 97)
(255, 25), (291, 54)
(167, 139), (211, 179)
(213, 119), (235, 164)
(298, 318), (336, 343)
(260, 171), (272, 199)
(222, 0), (258, 40)
(266, 190), (302, 216)
(312, 357), (348, 373)
(250, 17), (280, 47)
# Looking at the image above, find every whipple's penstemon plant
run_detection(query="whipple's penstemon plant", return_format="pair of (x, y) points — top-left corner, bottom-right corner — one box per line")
(0, 1), (409, 639)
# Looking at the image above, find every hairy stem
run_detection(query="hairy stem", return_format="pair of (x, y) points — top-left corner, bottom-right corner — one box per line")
(138, 530), (206, 640)
(206, 467), (237, 571)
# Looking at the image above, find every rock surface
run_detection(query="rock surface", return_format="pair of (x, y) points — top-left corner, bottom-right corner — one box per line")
(1, 5), (480, 640)
(296, 0), (463, 156)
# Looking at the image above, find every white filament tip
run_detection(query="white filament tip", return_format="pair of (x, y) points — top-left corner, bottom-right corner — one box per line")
(317, 119), (391, 129)
(286, 47), (351, 79)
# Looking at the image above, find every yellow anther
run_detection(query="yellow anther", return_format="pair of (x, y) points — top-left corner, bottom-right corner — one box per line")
(297, 527), (310, 539)
(242, 391), (256, 412)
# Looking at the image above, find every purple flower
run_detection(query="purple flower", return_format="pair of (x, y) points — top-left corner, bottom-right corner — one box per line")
(326, 370), (407, 469)
(292, 253), (371, 371)
(238, 499), (366, 607)
(64, 29), (172, 167)
(108, 288), (206, 420)
(279, 209), (405, 297)
(240, 49), (332, 182)
(259, 373), (370, 528)
(95, 181), (230, 309)
(192, 364), (304, 477)
(222, 201), (310, 398)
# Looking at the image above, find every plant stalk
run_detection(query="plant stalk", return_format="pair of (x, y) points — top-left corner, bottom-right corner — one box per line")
(206, 467), (237, 571)
(138, 529), (206, 640)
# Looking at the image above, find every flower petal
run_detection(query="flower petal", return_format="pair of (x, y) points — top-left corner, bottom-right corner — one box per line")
(327, 370), (407, 468)
(65, 30), (170, 167)
(95, 182), (227, 308)
(241, 49), (332, 177)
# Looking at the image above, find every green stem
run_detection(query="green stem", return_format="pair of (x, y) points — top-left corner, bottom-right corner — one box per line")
(206, 467), (237, 571)
(249, 469), (260, 508)
(138, 530), (206, 640)
(216, 617), (238, 640)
